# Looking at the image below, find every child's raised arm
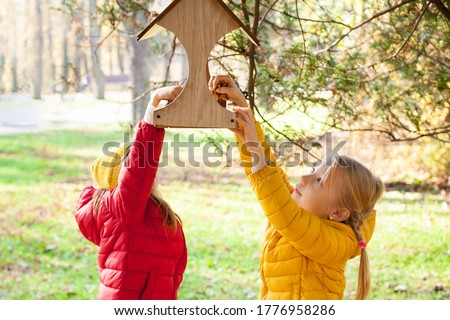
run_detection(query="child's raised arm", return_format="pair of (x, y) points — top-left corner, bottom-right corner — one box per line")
(106, 86), (182, 225)
(209, 75), (294, 191)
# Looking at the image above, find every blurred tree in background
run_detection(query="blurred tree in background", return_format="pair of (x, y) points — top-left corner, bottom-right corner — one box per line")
(0, 0), (448, 184)
(217, 0), (449, 185)
(216, 0), (449, 143)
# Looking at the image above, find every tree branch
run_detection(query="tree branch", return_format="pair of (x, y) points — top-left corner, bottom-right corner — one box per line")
(295, 0), (307, 81)
(163, 35), (177, 86)
(431, 0), (450, 21)
(316, 0), (420, 54)
(259, 2), (352, 29)
(247, 0), (260, 110)
(216, 41), (247, 55)
(393, 1), (431, 58)
(258, 0), (280, 30)
(334, 125), (450, 142)
(346, 1), (431, 71)
(253, 105), (322, 160)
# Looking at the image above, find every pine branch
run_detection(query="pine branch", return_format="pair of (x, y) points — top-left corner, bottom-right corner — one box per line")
(316, 0), (420, 54)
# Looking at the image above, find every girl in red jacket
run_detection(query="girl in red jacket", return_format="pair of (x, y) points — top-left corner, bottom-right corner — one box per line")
(75, 86), (187, 300)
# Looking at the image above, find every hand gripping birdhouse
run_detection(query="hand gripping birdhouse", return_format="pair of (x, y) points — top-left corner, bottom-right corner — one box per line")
(137, 0), (259, 128)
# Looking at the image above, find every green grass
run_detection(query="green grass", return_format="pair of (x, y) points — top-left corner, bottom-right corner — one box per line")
(0, 128), (448, 300)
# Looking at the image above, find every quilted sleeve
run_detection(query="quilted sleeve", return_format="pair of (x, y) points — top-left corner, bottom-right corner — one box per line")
(74, 186), (100, 246)
(106, 120), (165, 225)
(248, 166), (357, 264)
(236, 120), (294, 193)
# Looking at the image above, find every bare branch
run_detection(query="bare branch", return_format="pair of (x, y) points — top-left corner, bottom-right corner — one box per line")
(295, 0), (307, 81)
(259, 2), (352, 29)
(163, 35), (178, 86)
(209, 53), (246, 61)
(240, 0), (251, 29)
(247, 0), (260, 110)
(336, 125), (450, 142)
(393, 2), (431, 58)
(95, 24), (119, 57)
(216, 41), (247, 55)
(258, 0), (280, 30)
(254, 105), (322, 160)
(431, 0), (450, 21)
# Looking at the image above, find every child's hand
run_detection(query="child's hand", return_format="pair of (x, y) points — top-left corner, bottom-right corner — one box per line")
(229, 105), (267, 173)
(208, 75), (248, 107)
(228, 105), (259, 150)
(144, 86), (183, 124)
(150, 86), (183, 108)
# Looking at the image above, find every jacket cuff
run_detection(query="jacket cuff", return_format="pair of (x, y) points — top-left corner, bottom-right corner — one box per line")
(248, 166), (278, 184)
(143, 108), (154, 125)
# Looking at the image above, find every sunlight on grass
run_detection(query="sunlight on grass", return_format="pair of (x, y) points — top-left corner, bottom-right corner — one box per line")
(0, 128), (448, 300)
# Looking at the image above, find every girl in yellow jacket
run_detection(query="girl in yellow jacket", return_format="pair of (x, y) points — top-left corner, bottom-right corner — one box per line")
(210, 76), (384, 300)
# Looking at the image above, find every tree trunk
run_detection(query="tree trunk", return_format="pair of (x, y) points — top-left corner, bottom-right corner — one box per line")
(62, 18), (69, 94)
(124, 11), (151, 125)
(89, 0), (105, 99)
(11, 56), (18, 92)
(5, 1), (19, 93)
(46, 0), (56, 93)
(73, 1), (84, 92)
(74, 40), (82, 92)
(30, 0), (43, 99)
(0, 54), (4, 94)
(108, 36), (113, 75)
(0, 9), (4, 94)
(117, 34), (125, 74)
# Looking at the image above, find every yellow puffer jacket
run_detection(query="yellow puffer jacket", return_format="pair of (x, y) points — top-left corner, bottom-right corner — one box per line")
(236, 121), (376, 300)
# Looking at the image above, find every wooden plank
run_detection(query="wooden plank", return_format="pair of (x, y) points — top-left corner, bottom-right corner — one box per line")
(151, 0), (240, 128)
(137, 0), (259, 45)
(214, 0), (259, 46)
(136, 0), (183, 41)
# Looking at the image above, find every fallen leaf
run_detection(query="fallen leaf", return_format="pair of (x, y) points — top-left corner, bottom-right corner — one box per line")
(394, 284), (408, 292)
(45, 244), (56, 252)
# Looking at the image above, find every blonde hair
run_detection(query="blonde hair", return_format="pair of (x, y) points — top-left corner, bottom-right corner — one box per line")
(92, 146), (181, 231)
(322, 155), (384, 300)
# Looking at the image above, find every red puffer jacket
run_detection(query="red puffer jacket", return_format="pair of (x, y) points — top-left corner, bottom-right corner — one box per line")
(75, 121), (187, 299)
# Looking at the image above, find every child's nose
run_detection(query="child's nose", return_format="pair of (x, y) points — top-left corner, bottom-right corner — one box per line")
(299, 173), (314, 186)
(299, 175), (307, 186)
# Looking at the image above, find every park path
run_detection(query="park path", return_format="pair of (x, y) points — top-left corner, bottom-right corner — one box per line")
(0, 92), (132, 135)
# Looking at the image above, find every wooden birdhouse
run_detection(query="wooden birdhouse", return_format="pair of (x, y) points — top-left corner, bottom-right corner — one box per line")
(137, 0), (259, 128)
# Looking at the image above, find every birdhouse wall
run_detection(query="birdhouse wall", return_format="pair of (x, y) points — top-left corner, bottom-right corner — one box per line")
(158, 0), (241, 55)
(152, 0), (241, 128)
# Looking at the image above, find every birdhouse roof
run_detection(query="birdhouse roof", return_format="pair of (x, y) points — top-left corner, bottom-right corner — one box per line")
(137, 0), (259, 46)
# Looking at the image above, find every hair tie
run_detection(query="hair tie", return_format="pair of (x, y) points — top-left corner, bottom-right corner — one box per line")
(359, 240), (367, 249)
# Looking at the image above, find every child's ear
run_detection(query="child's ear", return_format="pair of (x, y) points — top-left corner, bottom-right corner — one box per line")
(329, 208), (351, 222)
